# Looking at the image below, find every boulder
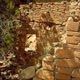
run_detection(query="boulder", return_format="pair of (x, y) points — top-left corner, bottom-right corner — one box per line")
(19, 66), (35, 80)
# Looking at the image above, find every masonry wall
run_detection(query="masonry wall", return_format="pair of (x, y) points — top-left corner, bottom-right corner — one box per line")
(19, 1), (80, 80)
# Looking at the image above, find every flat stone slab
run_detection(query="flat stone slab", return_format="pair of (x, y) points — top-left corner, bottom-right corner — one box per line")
(56, 67), (73, 75)
(66, 17), (80, 31)
(55, 48), (74, 59)
(55, 72), (71, 80)
(19, 66), (36, 80)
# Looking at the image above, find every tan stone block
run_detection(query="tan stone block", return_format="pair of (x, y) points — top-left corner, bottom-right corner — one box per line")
(74, 51), (80, 58)
(55, 48), (74, 59)
(67, 44), (80, 50)
(71, 69), (80, 78)
(36, 68), (54, 80)
(19, 66), (35, 80)
(66, 21), (80, 31)
(67, 31), (80, 37)
(55, 72), (71, 80)
(55, 59), (80, 68)
(56, 67), (73, 75)
(72, 78), (80, 80)
(42, 54), (54, 70)
(66, 36), (80, 44)
(75, 9), (80, 17)
(42, 61), (54, 71)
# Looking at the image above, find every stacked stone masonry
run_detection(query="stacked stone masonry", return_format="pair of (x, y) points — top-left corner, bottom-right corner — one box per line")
(19, 1), (80, 80)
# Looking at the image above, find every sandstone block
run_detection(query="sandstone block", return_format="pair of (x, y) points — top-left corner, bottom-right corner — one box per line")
(55, 72), (71, 80)
(74, 51), (80, 58)
(55, 59), (80, 68)
(42, 54), (54, 70)
(67, 44), (79, 50)
(71, 69), (80, 78)
(72, 78), (80, 80)
(66, 36), (80, 44)
(67, 31), (80, 37)
(19, 66), (35, 80)
(66, 20), (80, 31)
(75, 58), (80, 65)
(55, 48), (74, 59)
(71, 2), (78, 6)
(56, 67), (73, 75)
(36, 68), (54, 80)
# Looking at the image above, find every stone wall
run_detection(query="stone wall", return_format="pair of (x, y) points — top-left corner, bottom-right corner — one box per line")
(19, 1), (80, 80)
(20, 2), (69, 24)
